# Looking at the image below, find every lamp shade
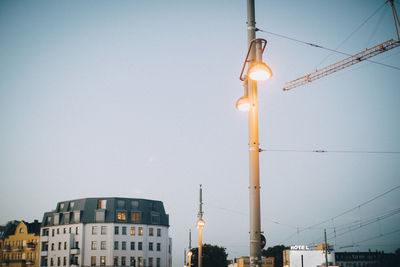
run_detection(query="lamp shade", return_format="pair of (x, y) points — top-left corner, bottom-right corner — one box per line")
(235, 96), (250, 112)
(248, 62), (273, 81)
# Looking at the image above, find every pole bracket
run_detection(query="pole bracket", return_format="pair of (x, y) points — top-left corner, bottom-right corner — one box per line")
(239, 38), (268, 81)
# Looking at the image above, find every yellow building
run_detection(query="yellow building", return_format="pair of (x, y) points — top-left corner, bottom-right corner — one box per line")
(1, 221), (41, 267)
(230, 257), (274, 267)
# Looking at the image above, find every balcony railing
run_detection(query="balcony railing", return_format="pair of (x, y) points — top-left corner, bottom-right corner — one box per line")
(13, 246), (23, 251)
(70, 247), (80, 255)
(27, 243), (36, 250)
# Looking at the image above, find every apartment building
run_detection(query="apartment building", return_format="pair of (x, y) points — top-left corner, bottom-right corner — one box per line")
(1, 221), (41, 267)
(39, 198), (171, 267)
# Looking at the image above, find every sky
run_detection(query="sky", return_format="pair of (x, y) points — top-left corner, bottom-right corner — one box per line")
(1, 0), (400, 266)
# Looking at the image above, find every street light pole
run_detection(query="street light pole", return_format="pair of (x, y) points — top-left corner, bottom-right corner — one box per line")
(196, 185), (205, 267)
(247, 1), (262, 266)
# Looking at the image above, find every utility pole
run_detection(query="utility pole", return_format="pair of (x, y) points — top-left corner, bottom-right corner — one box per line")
(188, 229), (192, 267)
(247, 0), (262, 266)
(324, 229), (329, 267)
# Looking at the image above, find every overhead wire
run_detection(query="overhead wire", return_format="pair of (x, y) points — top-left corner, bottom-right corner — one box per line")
(256, 28), (400, 71)
(279, 185), (400, 243)
(260, 149), (400, 154)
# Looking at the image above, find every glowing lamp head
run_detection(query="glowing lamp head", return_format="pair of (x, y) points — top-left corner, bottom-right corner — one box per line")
(248, 62), (273, 81)
(235, 96), (250, 112)
(196, 219), (205, 229)
(187, 251), (193, 257)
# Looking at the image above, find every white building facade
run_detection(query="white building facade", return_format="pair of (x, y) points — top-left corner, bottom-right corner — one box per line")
(39, 198), (171, 267)
(283, 246), (336, 267)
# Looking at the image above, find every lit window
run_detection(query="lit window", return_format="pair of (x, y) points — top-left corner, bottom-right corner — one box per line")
(130, 257), (136, 267)
(130, 227), (135, 235)
(117, 211), (127, 221)
(100, 256), (106, 266)
(149, 228), (153, 236)
(138, 227), (143, 236)
(138, 257), (143, 267)
(131, 212), (140, 223)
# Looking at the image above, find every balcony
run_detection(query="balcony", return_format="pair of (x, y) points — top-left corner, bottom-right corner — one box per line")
(26, 260), (35, 265)
(13, 246), (23, 252)
(40, 236), (49, 242)
(70, 248), (80, 255)
(27, 243), (36, 250)
(40, 251), (48, 257)
(70, 260), (79, 267)
(2, 245), (11, 252)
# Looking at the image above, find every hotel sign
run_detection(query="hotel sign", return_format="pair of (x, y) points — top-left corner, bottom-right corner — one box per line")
(290, 245), (310, 250)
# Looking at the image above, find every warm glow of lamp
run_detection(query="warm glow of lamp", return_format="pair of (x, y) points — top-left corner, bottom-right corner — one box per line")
(187, 251), (193, 257)
(235, 96), (250, 112)
(248, 62), (273, 81)
(196, 219), (205, 229)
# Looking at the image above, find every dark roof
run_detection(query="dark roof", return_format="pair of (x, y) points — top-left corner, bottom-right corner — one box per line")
(42, 197), (169, 227)
(26, 220), (41, 235)
(0, 221), (19, 239)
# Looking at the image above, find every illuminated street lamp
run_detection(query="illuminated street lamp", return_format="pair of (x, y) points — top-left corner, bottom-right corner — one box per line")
(235, 1), (273, 266)
(196, 185), (204, 267)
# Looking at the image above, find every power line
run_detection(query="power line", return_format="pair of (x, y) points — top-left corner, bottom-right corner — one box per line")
(280, 185), (400, 243)
(255, 28), (400, 71)
(338, 228), (400, 249)
(260, 148), (400, 154)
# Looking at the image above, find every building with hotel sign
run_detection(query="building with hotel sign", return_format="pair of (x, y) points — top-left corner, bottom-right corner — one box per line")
(228, 257), (274, 267)
(39, 198), (171, 267)
(283, 245), (337, 267)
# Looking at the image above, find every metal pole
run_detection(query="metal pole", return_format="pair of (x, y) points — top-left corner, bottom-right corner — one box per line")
(247, 0), (262, 266)
(198, 228), (203, 267)
(324, 229), (329, 267)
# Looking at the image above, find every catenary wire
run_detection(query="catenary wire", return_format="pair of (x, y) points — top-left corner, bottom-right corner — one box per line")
(255, 28), (400, 71)
(260, 148), (400, 154)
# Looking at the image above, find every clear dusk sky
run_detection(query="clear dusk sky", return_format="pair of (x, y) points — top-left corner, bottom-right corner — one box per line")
(1, 0), (400, 266)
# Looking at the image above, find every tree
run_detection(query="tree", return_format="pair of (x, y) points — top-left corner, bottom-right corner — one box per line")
(262, 245), (289, 267)
(189, 244), (228, 267)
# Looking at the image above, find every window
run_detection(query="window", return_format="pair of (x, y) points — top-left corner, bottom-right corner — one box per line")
(121, 257), (126, 266)
(157, 229), (161, 237)
(98, 200), (107, 209)
(51, 243), (54, 251)
(156, 243), (161, 252)
(138, 257), (143, 267)
(63, 257), (66, 266)
(101, 241), (106, 250)
(50, 258), (54, 266)
(117, 200), (125, 209)
(113, 256), (118, 266)
(131, 212), (140, 223)
(70, 202), (75, 209)
(57, 229), (60, 235)
(114, 241), (118, 250)
(91, 256), (96, 266)
(57, 257), (60, 266)
(117, 211), (127, 221)
(130, 242), (135, 250)
(52, 229), (55, 237)
(58, 242), (61, 250)
(130, 227), (135, 235)
(122, 226), (127, 235)
(114, 226), (119, 235)
(64, 242), (67, 250)
(138, 227), (143, 236)
(131, 200), (139, 209)
(75, 227), (79, 235)
(74, 211), (81, 223)
(149, 228), (153, 236)
(156, 258), (160, 267)
(122, 241), (126, 250)
(92, 226), (97, 235)
(149, 242), (153, 251)
(138, 242), (142, 251)
(91, 241), (97, 250)
(130, 257), (136, 267)
(101, 226), (107, 235)
(148, 258), (153, 267)
(100, 256), (106, 266)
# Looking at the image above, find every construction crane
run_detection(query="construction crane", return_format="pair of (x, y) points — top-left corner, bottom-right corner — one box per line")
(283, 0), (400, 91)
